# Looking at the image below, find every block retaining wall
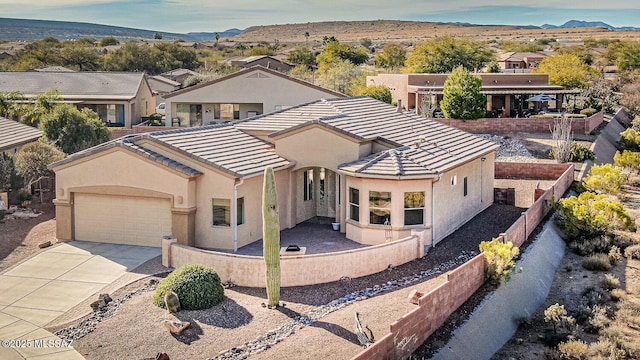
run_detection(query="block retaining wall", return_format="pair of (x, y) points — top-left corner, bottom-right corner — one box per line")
(352, 162), (574, 360)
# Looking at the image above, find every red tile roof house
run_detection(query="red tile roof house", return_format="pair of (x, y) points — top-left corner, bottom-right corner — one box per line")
(50, 97), (499, 286)
(0, 71), (155, 128)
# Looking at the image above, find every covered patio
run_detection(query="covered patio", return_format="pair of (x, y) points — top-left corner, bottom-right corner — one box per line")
(232, 217), (369, 256)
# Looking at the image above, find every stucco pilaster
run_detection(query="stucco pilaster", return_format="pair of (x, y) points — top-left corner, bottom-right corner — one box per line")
(53, 199), (73, 241)
(171, 207), (197, 246)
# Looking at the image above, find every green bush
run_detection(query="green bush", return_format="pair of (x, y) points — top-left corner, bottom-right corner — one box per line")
(624, 244), (640, 259)
(148, 113), (164, 126)
(614, 150), (640, 172)
(568, 143), (596, 162)
(580, 108), (598, 116)
(479, 238), (520, 281)
(618, 128), (640, 151)
(557, 192), (635, 242)
(153, 264), (224, 310)
(608, 245), (622, 264)
(582, 164), (627, 194)
(582, 253), (613, 271)
(558, 340), (588, 360)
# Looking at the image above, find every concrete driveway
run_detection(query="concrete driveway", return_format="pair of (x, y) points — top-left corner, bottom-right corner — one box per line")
(0, 241), (161, 359)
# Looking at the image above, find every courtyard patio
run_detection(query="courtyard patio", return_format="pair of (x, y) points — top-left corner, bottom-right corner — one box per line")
(232, 217), (369, 256)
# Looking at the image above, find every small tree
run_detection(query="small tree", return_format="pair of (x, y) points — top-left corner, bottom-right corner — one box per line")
(39, 104), (110, 154)
(550, 115), (573, 163)
(440, 66), (485, 120)
(0, 153), (13, 191)
(359, 85), (392, 104)
(544, 303), (574, 333)
(486, 61), (501, 73)
(582, 164), (627, 194)
(479, 238), (520, 282)
(14, 142), (65, 202)
(374, 43), (406, 70)
(98, 36), (119, 47)
(534, 53), (596, 89)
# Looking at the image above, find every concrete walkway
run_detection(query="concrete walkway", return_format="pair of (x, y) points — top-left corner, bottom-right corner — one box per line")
(0, 241), (161, 359)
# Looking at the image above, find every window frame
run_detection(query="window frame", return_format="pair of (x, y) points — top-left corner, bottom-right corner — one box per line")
(369, 190), (391, 226)
(236, 197), (245, 226)
(303, 169), (314, 201)
(403, 191), (425, 226)
(463, 176), (468, 197)
(349, 187), (360, 223)
(212, 198), (231, 227)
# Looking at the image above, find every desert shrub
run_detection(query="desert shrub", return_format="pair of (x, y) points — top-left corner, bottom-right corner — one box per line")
(544, 303), (574, 333)
(479, 238), (519, 281)
(557, 192), (635, 243)
(568, 143), (596, 162)
(583, 253), (613, 271)
(610, 288), (627, 301)
(614, 150), (640, 173)
(590, 305), (611, 330)
(611, 230), (638, 249)
(569, 235), (611, 256)
(618, 128), (640, 151)
(558, 340), (589, 360)
(624, 244), (640, 259)
(580, 108), (598, 116)
(153, 264), (224, 310)
(582, 164), (627, 194)
(582, 287), (608, 307)
(588, 340), (626, 360)
(604, 274), (621, 290)
(608, 245), (622, 264)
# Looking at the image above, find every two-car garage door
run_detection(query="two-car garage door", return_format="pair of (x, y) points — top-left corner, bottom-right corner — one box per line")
(74, 193), (172, 247)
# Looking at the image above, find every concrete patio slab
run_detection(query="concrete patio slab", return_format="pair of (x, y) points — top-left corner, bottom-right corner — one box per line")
(0, 312), (20, 328)
(0, 277), (50, 306)
(3, 252), (91, 280)
(0, 347), (22, 360)
(28, 348), (87, 359)
(15, 329), (72, 358)
(57, 256), (127, 283)
(3, 306), (64, 327)
(0, 320), (39, 339)
(46, 243), (94, 256)
(16, 280), (106, 313)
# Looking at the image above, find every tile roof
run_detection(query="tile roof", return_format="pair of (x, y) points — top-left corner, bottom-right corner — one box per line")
(0, 117), (42, 151)
(49, 135), (203, 178)
(145, 124), (291, 178)
(236, 97), (499, 175)
(0, 72), (145, 100)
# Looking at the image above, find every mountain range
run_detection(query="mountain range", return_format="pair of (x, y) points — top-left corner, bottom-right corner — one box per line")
(0, 17), (637, 42)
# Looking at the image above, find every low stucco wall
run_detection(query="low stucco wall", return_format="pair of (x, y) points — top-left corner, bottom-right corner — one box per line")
(164, 234), (423, 287)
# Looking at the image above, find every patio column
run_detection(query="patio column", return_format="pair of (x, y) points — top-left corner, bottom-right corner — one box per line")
(505, 96), (512, 117)
(339, 174), (346, 233)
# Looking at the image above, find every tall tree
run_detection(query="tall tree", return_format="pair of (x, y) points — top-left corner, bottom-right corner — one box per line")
(286, 47), (317, 70)
(534, 54), (596, 89)
(21, 89), (62, 126)
(440, 66), (486, 120)
(404, 36), (496, 73)
(316, 58), (363, 95)
(39, 104), (110, 154)
(0, 91), (25, 119)
(14, 142), (65, 201)
(317, 40), (369, 67)
(374, 43), (406, 70)
(359, 85), (392, 104)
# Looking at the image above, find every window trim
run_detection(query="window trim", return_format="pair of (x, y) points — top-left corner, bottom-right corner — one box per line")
(236, 197), (245, 226)
(463, 176), (468, 197)
(212, 198), (231, 227)
(303, 169), (314, 201)
(369, 190), (391, 226)
(403, 191), (425, 226)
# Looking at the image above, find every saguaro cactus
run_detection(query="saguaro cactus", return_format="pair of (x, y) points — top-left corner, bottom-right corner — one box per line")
(262, 167), (281, 307)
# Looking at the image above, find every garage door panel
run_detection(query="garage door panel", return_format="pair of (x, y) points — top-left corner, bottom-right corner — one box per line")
(74, 193), (171, 247)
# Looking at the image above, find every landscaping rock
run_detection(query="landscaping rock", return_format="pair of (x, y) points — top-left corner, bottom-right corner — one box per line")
(162, 320), (190, 335)
(38, 240), (51, 249)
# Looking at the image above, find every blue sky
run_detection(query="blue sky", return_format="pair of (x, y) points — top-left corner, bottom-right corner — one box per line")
(0, 0), (638, 33)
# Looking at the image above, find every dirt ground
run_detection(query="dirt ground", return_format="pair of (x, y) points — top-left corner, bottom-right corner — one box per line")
(0, 201), (56, 273)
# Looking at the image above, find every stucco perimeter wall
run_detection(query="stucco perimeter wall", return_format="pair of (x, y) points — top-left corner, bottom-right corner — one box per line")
(435, 111), (603, 135)
(165, 234), (423, 287)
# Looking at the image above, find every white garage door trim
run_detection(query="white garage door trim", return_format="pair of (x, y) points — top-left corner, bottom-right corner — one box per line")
(74, 193), (172, 247)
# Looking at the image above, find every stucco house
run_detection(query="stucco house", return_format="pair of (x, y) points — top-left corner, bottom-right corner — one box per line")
(0, 116), (42, 154)
(498, 52), (550, 71)
(51, 97), (498, 251)
(0, 71), (154, 128)
(147, 75), (181, 107)
(229, 55), (293, 72)
(162, 65), (344, 127)
(367, 73), (579, 118)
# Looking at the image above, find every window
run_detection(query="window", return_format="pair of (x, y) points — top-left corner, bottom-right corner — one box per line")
(236, 197), (245, 225)
(464, 177), (468, 197)
(451, 175), (457, 186)
(319, 168), (325, 200)
(303, 169), (313, 201)
(214, 103), (240, 120)
(212, 199), (230, 226)
(404, 192), (425, 226)
(349, 188), (359, 222)
(176, 104), (202, 127)
(369, 191), (391, 225)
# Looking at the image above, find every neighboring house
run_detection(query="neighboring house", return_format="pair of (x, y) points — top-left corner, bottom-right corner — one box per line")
(51, 97), (498, 251)
(162, 66), (344, 127)
(30, 66), (76, 72)
(0, 116), (42, 155)
(0, 72), (154, 128)
(229, 55), (293, 72)
(368, 73), (579, 117)
(147, 75), (181, 107)
(497, 52), (550, 71)
(160, 68), (200, 87)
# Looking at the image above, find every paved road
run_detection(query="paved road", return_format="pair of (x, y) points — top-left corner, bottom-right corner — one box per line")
(0, 241), (160, 359)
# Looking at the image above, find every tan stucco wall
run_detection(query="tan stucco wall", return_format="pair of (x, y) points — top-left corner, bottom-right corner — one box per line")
(432, 153), (495, 243)
(344, 177), (434, 246)
(133, 78), (155, 124)
(165, 69), (341, 124)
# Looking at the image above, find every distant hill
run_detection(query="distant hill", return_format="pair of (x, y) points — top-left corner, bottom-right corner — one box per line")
(0, 17), (243, 41)
(541, 20), (640, 31)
